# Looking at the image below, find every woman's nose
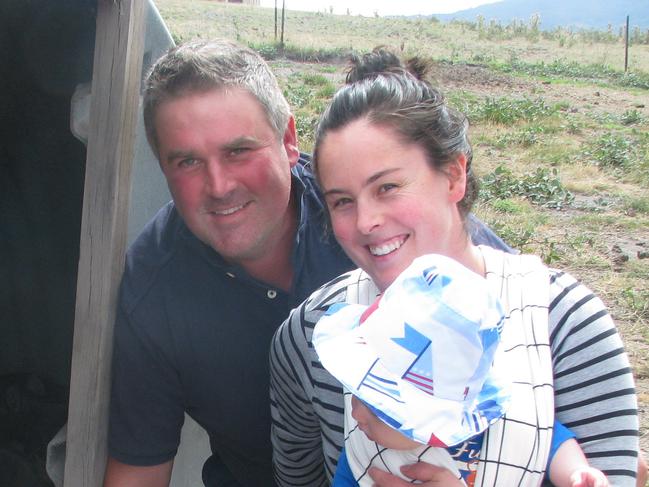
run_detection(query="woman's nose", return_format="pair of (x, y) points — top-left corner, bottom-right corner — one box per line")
(355, 199), (382, 235)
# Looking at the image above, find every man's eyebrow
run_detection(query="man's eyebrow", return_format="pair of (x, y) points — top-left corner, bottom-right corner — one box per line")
(221, 135), (263, 151)
(165, 149), (195, 163)
(322, 168), (400, 197)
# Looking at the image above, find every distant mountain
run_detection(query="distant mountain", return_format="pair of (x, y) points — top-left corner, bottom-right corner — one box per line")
(433, 0), (649, 31)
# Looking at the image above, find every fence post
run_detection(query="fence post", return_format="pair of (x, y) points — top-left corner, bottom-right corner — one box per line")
(624, 15), (629, 72)
(281, 0), (285, 48)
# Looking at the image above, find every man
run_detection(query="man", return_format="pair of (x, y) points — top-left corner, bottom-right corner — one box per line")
(104, 39), (512, 487)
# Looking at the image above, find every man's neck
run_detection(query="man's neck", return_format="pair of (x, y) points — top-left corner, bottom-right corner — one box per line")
(240, 198), (297, 292)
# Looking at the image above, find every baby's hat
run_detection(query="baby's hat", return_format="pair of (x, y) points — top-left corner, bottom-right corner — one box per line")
(313, 254), (510, 447)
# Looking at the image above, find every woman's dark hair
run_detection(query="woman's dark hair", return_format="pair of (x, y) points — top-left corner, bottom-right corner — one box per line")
(314, 47), (478, 217)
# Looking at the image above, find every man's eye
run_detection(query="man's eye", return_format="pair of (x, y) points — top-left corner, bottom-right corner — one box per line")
(229, 147), (249, 157)
(178, 158), (198, 168)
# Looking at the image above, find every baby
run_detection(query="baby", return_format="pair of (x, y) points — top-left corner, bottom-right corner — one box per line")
(313, 254), (609, 487)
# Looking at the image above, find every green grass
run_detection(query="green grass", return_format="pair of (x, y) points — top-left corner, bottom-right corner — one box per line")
(624, 195), (649, 215)
(456, 95), (559, 125)
(492, 58), (649, 90)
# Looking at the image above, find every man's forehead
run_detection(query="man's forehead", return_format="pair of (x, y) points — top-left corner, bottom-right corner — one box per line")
(155, 87), (275, 136)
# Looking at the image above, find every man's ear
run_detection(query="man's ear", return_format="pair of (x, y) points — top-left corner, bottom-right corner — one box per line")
(283, 115), (300, 167)
(447, 153), (468, 203)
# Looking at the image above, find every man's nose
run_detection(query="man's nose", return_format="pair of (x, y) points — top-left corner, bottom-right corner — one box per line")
(205, 160), (236, 197)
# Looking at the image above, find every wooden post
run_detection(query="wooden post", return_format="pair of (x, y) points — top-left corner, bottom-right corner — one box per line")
(63, 0), (146, 486)
(624, 15), (630, 72)
(281, 0), (285, 48)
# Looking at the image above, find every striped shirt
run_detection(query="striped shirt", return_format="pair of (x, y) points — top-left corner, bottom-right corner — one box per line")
(269, 253), (639, 486)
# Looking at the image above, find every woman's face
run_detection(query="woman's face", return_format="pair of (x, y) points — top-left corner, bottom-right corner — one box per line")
(318, 119), (466, 292)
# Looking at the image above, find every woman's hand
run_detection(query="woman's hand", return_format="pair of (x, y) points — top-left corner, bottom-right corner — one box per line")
(369, 463), (465, 486)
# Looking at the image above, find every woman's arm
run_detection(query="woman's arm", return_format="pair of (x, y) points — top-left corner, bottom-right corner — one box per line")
(270, 307), (329, 486)
(549, 270), (639, 486)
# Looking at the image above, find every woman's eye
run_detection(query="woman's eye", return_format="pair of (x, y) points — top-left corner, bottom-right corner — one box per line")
(331, 198), (352, 209)
(379, 183), (398, 193)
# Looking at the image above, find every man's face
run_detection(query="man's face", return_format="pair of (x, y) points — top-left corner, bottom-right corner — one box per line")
(154, 87), (299, 269)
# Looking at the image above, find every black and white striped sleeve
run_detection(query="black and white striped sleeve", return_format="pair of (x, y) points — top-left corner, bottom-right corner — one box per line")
(549, 269), (639, 486)
(270, 276), (349, 486)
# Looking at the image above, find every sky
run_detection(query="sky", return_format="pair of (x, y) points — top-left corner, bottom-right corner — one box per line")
(258, 0), (502, 17)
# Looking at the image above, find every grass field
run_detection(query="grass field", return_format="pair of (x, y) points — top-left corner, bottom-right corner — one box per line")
(155, 0), (649, 478)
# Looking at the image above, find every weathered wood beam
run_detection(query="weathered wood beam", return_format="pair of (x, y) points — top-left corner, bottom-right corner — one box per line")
(63, 1), (146, 485)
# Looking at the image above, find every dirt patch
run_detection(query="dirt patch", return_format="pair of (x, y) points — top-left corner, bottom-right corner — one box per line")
(431, 61), (525, 95)
(432, 61), (647, 118)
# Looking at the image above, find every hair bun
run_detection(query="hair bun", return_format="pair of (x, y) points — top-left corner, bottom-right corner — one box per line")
(345, 46), (431, 84)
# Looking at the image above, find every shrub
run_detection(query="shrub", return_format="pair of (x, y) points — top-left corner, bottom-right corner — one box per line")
(480, 165), (574, 209)
(468, 96), (554, 125)
(302, 73), (329, 86)
(485, 219), (536, 250)
(620, 109), (644, 126)
(582, 133), (633, 168)
(495, 126), (545, 147)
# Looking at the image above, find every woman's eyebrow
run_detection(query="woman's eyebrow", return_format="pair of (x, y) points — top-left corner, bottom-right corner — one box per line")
(365, 168), (399, 186)
(323, 168), (400, 197)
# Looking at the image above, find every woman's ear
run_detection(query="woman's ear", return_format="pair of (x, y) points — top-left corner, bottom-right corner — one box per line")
(447, 153), (468, 203)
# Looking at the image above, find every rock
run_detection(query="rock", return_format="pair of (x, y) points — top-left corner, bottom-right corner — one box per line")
(611, 244), (629, 267)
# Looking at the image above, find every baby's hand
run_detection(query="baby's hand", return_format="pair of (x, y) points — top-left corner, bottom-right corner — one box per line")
(569, 466), (609, 487)
(369, 463), (465, 486)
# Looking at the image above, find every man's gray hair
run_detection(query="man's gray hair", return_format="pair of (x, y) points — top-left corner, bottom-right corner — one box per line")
(143, 39), (291, 157)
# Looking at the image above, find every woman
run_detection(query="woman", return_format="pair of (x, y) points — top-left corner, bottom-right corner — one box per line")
(269, 49), (641, 486)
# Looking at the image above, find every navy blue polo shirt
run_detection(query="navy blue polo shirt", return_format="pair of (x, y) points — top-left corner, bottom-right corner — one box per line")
(108, 161), (354, 486)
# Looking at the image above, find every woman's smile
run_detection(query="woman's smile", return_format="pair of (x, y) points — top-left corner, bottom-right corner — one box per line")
(368, 235), (408, 257)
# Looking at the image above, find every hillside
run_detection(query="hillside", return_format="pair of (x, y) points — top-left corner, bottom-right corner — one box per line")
(156, 0), (649, 480)
(434, 0), (649, 31)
